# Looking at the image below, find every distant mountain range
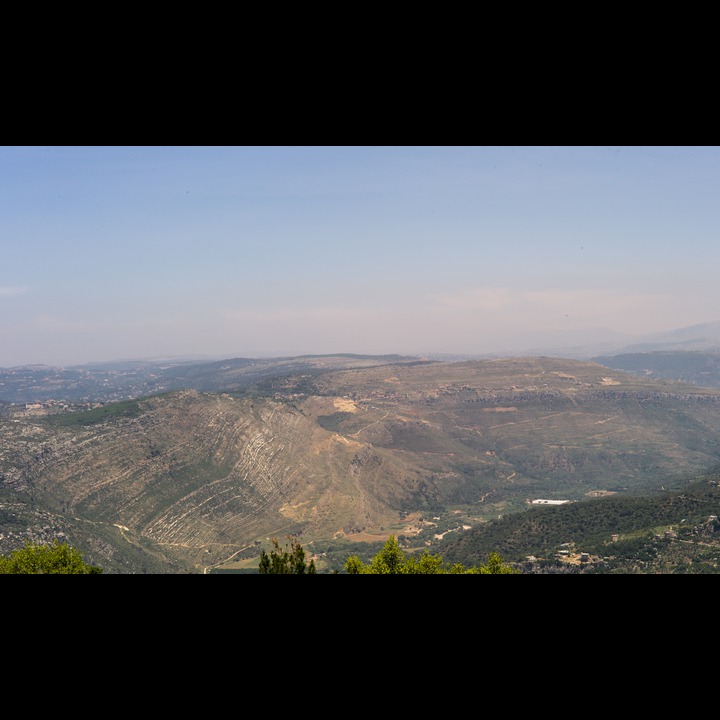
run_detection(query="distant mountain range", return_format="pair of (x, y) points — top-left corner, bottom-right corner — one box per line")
(4, 321), (720, 405)
(0, 353), (423, 405)
(484, 322), (720, 360)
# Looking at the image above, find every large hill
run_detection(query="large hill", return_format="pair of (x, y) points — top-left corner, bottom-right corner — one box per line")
(591, 350), (720, 388)
(435, 471), (720, 573)
(3, 355), (720, 573)
(0, 353), (421, 404)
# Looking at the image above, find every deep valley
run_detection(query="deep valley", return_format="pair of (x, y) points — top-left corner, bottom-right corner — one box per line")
(3, 353), (720, 573)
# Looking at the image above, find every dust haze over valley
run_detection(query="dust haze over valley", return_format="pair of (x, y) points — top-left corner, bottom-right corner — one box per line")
(4, 146), (720, 572)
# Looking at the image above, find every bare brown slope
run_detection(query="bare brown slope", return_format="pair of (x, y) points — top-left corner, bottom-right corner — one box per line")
(293, 356), (720, 505)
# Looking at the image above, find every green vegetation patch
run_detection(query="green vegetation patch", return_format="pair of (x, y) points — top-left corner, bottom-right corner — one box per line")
(316, 411), (355, 432)
(437, 473), (720, 569)
(41, 398), (145, 427)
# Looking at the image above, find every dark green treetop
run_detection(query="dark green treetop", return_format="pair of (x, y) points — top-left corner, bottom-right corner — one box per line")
(0, 539), (103, 574)
(258, 536), (317, 574)
(344, 535), (518, 574)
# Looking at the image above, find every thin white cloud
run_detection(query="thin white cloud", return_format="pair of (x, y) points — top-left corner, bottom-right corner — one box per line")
(428, 287), (517, 311)
(0, 286), (29, 297)
(424, 284), (691, 338)
(429, 286), (672, 316)
(220, 304), (368, 324)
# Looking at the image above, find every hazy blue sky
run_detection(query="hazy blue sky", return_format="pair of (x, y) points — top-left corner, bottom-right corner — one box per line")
(1, 146), (719, 367)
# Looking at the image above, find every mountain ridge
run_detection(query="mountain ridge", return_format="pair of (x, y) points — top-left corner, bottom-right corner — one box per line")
(4, 354), (720, 572)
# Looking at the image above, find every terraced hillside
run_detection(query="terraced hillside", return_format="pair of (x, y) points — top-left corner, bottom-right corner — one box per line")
(0, 390), (424, 572)
(4, 356), (720, 573)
